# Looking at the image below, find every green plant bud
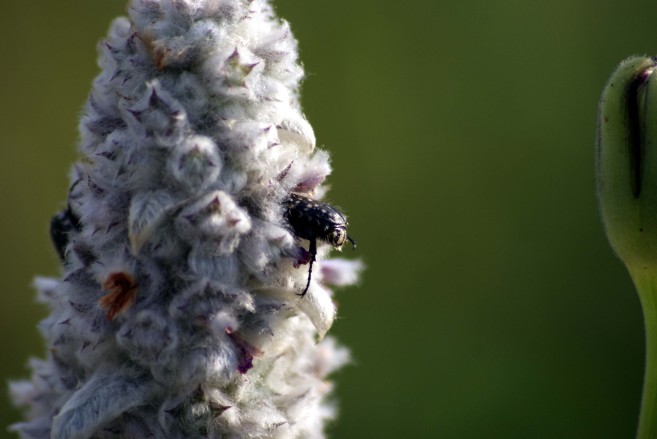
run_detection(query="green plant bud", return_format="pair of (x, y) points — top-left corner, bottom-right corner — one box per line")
(597, 56), (657, 268)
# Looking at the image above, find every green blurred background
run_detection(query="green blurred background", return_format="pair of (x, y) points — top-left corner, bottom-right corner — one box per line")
(1, 0), (654, 437)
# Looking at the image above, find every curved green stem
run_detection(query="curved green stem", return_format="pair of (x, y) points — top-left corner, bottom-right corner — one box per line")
(597, 55), (657, 439)
(630, 267), (657, 439)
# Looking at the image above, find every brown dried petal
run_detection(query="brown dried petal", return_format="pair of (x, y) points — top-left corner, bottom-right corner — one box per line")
(99, 272), (138, 320)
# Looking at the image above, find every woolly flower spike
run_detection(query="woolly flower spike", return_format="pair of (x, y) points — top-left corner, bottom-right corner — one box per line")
(10, 1), (361, 438)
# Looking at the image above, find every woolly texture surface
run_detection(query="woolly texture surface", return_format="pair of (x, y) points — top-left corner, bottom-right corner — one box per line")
(10, 1), (361, 438)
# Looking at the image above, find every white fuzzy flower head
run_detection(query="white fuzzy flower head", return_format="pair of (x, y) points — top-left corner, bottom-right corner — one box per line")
(9, 1), (363, 438)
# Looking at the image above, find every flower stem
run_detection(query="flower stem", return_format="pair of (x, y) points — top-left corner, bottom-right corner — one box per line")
(630, 266), (657, 439)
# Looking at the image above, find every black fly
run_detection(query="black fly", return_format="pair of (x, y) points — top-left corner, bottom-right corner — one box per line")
(284, 193), (356, 297)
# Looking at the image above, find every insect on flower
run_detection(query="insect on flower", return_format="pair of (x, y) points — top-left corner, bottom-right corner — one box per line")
(50, 206), (80, 261)
(284, 193), (356, 297)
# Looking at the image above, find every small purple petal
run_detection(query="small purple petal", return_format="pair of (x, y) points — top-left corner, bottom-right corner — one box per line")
(293, 246), (312, 268)
(320, 258), (364, 287)
(226, 329), (262, 374)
